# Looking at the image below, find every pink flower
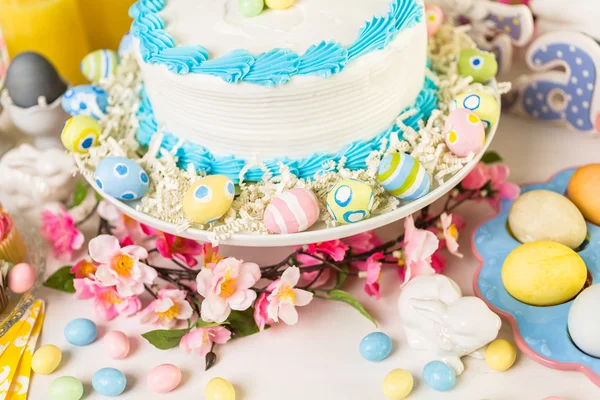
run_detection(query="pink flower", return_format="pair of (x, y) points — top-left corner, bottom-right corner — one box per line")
(440, 213), (464, 258)
(431, 251), (447, 274)
(89, 235), (157, 297)
(180, 326), (231, 357)
(461, 163), (520, 210)
(97, 201), (149, 245)
(156, 233), (203, 268)
(305, 240), (349, 262)
(70, 257), (98, 279)
(254, 291), (275, 331)
(200, 243), (224, 269)
(196, 258), (261, 323)
(357, 252), (384, 300)
(140, 289), (194, 329)
(74, 278), (141, 320)
(41, 206), (84, 261)
(296, 253), (332, 288)
(267, 267), (314, 325)
(402, 215), (439, 285)
(343, 231), (382, 254)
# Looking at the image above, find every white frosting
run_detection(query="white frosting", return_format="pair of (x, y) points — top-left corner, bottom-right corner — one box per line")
(137, 20), (427, 161)
(162, 0), (393, 57)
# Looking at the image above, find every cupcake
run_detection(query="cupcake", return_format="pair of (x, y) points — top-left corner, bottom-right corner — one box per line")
(0, 208), (26, 264)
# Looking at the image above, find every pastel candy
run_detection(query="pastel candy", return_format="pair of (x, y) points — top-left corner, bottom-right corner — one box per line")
(265, 0), (293, 10)
(264, 188), (320, 234)
(422, 361), (456, 392)
(94, 157), (150, 201)
(239, 0), (264, 17)
(382, 369), (413, 400)
(326, 179), (374, 224)
(32, 344), (62, 375)
(377, 153), (430, 201)
(444, 108), (486, 157)
(425, 5), (444, 38)
(62, 85), (108, 120)
(61, 115), (101, 154)
(567, 164), (600, 225)
(147, 364), (181, 393)
(450, 91), (499, 129)
(485, 339), (517, 372)
(92, 368), (127, 397)
(81, 49), (119, 82)
(48, 376), (84, 400)
(183, 175), (235, 224)
(457, 48), (498, 83)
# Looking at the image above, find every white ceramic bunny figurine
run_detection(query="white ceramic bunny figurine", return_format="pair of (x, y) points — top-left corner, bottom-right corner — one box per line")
(398, 274), (501, 375)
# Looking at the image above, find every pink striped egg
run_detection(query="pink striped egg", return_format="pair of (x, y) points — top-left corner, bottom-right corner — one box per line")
(264, 188), (320, 234)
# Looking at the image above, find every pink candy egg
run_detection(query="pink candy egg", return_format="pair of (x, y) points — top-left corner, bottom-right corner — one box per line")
(147, 364), (181, 393)
(8, 263), (36, 294)
(444, 108), (486, 157)
(425, 5), (444, 37)
(104, 331), (130, 360)
(264, 188), (320, 234)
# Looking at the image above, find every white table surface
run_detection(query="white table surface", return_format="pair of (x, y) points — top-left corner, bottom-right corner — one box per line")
(27, 113), (600, 400)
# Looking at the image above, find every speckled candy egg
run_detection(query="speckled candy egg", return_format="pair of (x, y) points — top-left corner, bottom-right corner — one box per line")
(104, 331), (130, 360)
(382, 369), (413, 400)
(147, 364), (182, 393)
(62, 85), (108, 120)
(485, 339), (517, 371)
(264, 188), (319, 234)
(567, 164), (600, 226)
(64, 318), (97, 346)
(265, 0), (293, 10)
(92, 368), (127, 397)
(205, 378), (235, 400)
(326, 179), (374, 224)
(61, 115), (101, 153)
(502, 241), (587, 306)
(457, 48), (498, 83)
(377, 152), (430, 201)
(568, 285), (600, 358)
(48, 376), (83, 400)
(7, 262), (36, 293)
(425, 5), (444, 37)
(94, 157), (150, 201)
(450, 91), (499, 129)
(32, 344), (62, 374)
(81, 49), (119, 82)
(183, 175), (235, 224)
(444, 108), (486, 157)
(359, 332), (393, 362)
(423, 361), (456, 392)
(239, 0), (264, 17)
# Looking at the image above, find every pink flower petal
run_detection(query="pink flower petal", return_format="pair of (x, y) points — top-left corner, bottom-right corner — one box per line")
(499, 182), (521, 201)
(122, 245), (148, 260)
(292, 289), (313, 307)
(89, 235), (121, 264)
(95, 265), (119, 286)
(280, 266), (300, 287)
(461, 163), (489, 190)
(278, 303), (299, 325)
(210, 326), (232, 344)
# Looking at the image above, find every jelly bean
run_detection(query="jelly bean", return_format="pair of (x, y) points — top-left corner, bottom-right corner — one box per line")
(48, 376), (84, 400)
(32, 344), (62, 375)
(359, 332), (393, 362)
(486, 339), (517, 371)
(147, 364), (181, 393)
(382, 369), (413, 400)
(423, 361), (456, 392)
(206, 377), (236, 400)
(7, 262), (36, 293)
(238, 0), (264, 17)
(92, 368), (127, 397)
(64, 318), (97, 346)
(104, 331), (130, 360)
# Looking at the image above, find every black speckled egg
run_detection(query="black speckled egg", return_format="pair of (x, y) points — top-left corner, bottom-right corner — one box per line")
(6, 52), (67, 108)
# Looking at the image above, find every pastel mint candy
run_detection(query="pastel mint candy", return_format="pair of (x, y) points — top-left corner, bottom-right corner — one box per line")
(48, 376), (84, 400)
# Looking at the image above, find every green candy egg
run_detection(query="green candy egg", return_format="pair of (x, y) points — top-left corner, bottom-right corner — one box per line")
(457, 48), (498, 83)
(450, 91), (499, 129)
(48, 376), (84, 400)
(238, 0), (264, 17)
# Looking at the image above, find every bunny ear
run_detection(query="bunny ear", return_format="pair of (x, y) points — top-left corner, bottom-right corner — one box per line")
(409, 298), (447, 325)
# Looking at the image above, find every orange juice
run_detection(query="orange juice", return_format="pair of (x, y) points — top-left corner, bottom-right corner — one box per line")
(78, 0), (135, 50)
(0, 0), (90, 85)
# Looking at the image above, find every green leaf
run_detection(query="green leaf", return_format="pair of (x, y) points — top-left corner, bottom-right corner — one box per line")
(480, 151), (503, 165)
(226, 308), (261, 339)
(142, 329), (188, 350)
(333, 264), (349, 290)
(94, 191), (104, 202)
(70, 182), (88, 208)
(326, 289), (378, 327)
(195, 320), (227, 329)
(43, 266), (75, 293)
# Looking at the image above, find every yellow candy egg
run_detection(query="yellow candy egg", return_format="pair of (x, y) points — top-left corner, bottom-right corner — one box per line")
(205, 377), (235, 400)
(326, 179), (374, 224)
(450, 91), (500, 129)
(486, 339), (517, 371)
(32, 344), (62, 375)
(265, 0), (294, 10)
(502, 241), (587, 306)
(61, 116), (101, 154)
(382, 369), (413, 400)
(183, 175), (235, 224)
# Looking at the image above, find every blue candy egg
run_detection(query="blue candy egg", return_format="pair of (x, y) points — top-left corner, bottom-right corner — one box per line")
(423, 361), (456, 392)
(92, 368), (127, 397)
(94, 157), (150, 201)
(118, 33), (133, 56)
(359, 332), (392, 362)
(377, 152), (430, 201)
(62, 85), (108, 120)
(64, 318), (97, 346)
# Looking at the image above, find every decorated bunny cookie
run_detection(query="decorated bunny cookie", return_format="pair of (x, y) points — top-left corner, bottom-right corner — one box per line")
(513, 31), (600, 134)
(398, 274), (501, 375)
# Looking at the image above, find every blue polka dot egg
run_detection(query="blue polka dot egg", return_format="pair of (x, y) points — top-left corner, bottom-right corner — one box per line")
(61, 85), (108, 120)
(94, 157), (150, 201)
(450, 91), (499, 129)
(378, 152), (430, 201)
(326, 179), (374, 224)
(423, 361), (456, 392)
(61, 115), (101, 154)
(183, 175), (235, 224)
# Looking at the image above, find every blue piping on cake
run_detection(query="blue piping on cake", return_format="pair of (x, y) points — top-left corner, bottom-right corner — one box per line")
(129, 0), (423, 87)
(135, 77), (438, 184)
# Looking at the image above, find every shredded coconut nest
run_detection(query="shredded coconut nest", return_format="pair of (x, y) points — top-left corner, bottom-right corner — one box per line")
(74, 23), (509, 242)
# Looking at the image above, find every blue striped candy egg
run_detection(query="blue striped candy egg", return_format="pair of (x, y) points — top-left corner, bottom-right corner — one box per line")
(183, 175), (235, 224)
(81, 50), (119, 82)
(450, 91), (499, 129)
(326, 179), (374, 224)
(61, 115), (102, 153)
(94, 157), (149, 201)
(377, 153), (431, 201)
(62, 85), (108, 120)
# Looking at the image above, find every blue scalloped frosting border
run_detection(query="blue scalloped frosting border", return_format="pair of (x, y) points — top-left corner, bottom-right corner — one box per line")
(135, 74), (438, 183)
(129, 0), (423, 87)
